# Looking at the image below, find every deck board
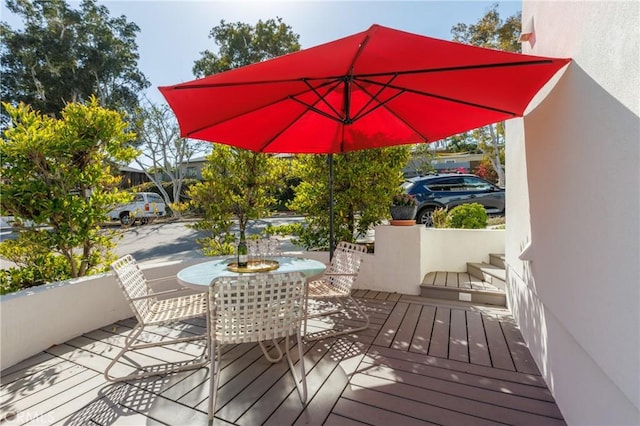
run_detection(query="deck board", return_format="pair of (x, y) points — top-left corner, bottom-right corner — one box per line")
(428, 308), (450, 358)
(483, 314), (516, 371)
(448, 309), (469, 363)
(409, 305), (436, 355)
(391, 303), (421, 351)
(1, 291), (565, 426)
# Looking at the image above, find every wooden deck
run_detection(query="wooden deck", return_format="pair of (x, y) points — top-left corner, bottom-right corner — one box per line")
(1, 291), (565, 425)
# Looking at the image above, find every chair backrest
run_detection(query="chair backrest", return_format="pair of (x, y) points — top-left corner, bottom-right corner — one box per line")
(326, 241), (367, 294)
(209, 272), (305, 345)
(111, 254), (153, 322)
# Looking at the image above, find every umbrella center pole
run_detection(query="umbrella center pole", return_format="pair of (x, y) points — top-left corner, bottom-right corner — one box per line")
(342, 76), (353, 124)
(328, 154), (335, 261)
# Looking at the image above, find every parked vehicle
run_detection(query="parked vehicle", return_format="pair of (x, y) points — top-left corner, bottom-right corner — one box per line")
(403, 174), (505, 226)
(107, 192), (166, 226)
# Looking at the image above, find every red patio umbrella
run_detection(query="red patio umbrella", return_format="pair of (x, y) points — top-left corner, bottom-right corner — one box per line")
(160, 24), (570, 254)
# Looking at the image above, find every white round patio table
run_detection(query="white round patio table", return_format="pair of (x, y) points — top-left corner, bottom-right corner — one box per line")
(177, 255), (326, 289)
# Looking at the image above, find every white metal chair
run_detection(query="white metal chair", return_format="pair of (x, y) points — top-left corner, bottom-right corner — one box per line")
(105, 254), (209, 382)
(304, 241), (369, 340)
(207, 272), (307, 419)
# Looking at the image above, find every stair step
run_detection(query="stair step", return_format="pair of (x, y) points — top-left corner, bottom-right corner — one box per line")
(420, 284), (506, 306)
(420, 271), (506, 307)
(489, 253), (505, 269)
(467, 262), (506, 290)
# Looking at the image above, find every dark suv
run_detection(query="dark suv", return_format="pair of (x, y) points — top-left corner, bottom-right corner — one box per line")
(403, 174), (505, 226)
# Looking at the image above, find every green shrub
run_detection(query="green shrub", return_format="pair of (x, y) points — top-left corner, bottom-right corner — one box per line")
(432, 207), (448, 228)
(0, 254), (71, 295)
(446, 203), (488, 229)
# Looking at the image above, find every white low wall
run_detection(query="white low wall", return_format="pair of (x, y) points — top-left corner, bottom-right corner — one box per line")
(365, 225), (505, 295)
(0, 258), (204, 371)
(1, 232), (502, 371)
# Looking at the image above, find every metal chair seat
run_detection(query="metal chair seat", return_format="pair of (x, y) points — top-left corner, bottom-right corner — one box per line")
(304, 241), (369, 340)
(105, 254), (209, 382)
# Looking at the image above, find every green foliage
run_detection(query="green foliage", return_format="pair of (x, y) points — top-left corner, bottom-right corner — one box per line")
(451, 3), (519, 186)
(281, 147), (411, 250)
(451, 3), (521, 53)
(432, 207), (449, 228)
(188, 145), (286, 255)
(444, 132), (480, 153)
(446, 203), (488, 229)
(0, 0), (149, 118)
(0, 99), (137, 279)
(406, 143), (436, 176)
(186, 18), (302, 254)
(0, 234), (72, 295)
(193, 17), (300, 77)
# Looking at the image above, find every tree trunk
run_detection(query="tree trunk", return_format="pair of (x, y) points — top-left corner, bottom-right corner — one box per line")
(488, 125), (506, 186)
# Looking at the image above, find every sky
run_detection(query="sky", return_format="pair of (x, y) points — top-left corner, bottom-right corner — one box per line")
(1, 0), (522, 105)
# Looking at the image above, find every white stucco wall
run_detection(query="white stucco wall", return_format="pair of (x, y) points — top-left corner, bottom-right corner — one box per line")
(506, 2), (640, 425)
(0, 259), (204, 371)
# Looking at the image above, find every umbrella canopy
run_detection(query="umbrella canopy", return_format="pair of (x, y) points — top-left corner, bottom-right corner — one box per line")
(159, 24), (570, 255)
(160, 24), (570, 153)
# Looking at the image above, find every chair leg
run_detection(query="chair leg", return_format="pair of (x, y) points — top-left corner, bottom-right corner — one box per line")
(208, 340), (221, 420)
(104, 323), (144, 382)
(104, 322), (208, 382)
(259, 339), (284, 362)
(303, 296), (370, 341)
(284, 333), (307, 403)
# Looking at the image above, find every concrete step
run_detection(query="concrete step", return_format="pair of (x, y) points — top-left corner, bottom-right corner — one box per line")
(420, 271), (506, 307)
(489, 253), (505, 269)
(467, 262), (506, 291)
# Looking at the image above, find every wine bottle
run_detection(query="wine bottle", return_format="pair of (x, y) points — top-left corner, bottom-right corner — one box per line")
(237, 230), (248, 268)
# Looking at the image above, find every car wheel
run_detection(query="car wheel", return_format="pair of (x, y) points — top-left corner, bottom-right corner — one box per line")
(417, 207), (436, 227)
(120, 213), (132, 226)
(139, 217), (149, 225)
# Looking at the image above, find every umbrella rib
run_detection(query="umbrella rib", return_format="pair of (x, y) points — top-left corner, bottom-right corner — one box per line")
(167, 60), (557, 91)
(288, 96), (345, 123)
(356, 59), (559, 79)
(298, 79), (344, 121)
(357, 76), (519, 116)
(182, 79), (343, 138)
(350, 74), (400, 120)
(255, 105), (314, 152)
(257, 81), (345, 152)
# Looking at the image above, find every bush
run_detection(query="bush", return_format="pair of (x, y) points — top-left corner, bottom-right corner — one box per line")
(0, 254), (71, 295)
(432, 207), (448, 228)
(446, 203), (487, 229)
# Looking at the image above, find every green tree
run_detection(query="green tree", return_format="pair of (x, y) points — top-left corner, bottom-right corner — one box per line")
(132, 100), (210, 218)
(278, 147), (411, 250)
(189, 18), (300, 254)
(188, 146), (286, 255)
(451, 3), (521, 186)
(406, 144), (436, 177)
(445, 132), (480, 153)
(0, 98), (138, 282)
(193, 17), (300, 77)
(0, 0), (149, 118)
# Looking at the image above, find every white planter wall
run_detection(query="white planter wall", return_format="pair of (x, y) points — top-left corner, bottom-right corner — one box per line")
(0, 259), (203, 371)
(363, 225), (504, 295)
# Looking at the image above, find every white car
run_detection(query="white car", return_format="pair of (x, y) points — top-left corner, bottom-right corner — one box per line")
(107, 192), (166, 226)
